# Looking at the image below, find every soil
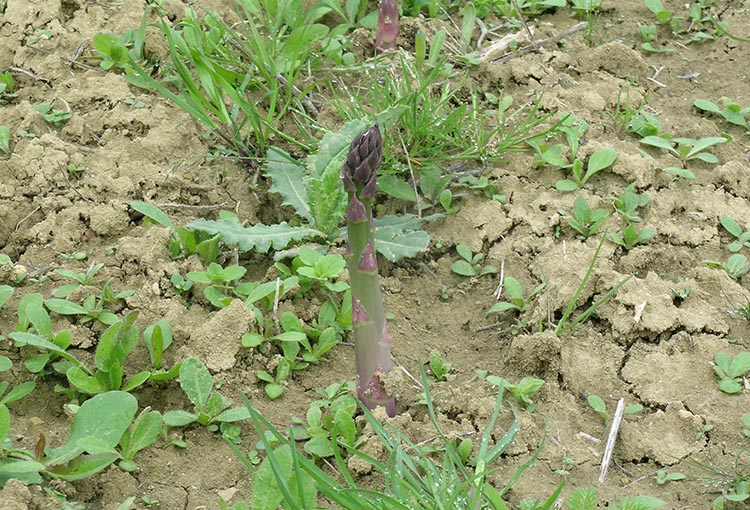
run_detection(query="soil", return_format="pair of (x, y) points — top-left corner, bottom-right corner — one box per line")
(2, 1), (750, 509)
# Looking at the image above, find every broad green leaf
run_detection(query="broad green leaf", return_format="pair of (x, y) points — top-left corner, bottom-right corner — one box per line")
(0, 404), (8, 443)
(27, 303), (53, 339)
(124, 411), (162, 456)
(485, 302), (520, 315)
(682, 136), (727, 157)
(0, 459), (45, 475)
(188, 219), (320, 253)
(374, 228), (429, 262)
(163, 410), (197, 427)
(251, 444), (316, 510)
(1, 381), (35, 405)
(9, 332), (84, 369)
(584, 148), (618, 180)
(555, 179), (578, 192)
(451, 260), (476, 276)
(129, 201), (175, 231)
(307, 120), (368, 178)
(179, 357), (213, 411)
(662, 167), (695, 180)
(46, 452), (121, 481)
(503, 277), (524, 300)
(0, 285), (12, 309)
(122, 371), (151, 392)
(264, 383), (284, 399)
(572, 196), (590, 220)
(45, 298), (88, 316)
(693, 99), (721, 114)
(729, 352), (750, 376)
(587, 395), (606, 412)
(215, 406), (251, 422)
(616, 495), (665, 510)
(378, 174), (417, 202)
(267, 147), (312, 223)
(0, 356), (10, 372)
(67, 367), (106, 395)
(76, 436), (119, 455)
(640, 135), (674, 151)
(46, 391), (137, 466)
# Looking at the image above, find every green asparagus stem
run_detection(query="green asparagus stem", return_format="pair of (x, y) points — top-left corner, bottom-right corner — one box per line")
(342, 125), (395, 417)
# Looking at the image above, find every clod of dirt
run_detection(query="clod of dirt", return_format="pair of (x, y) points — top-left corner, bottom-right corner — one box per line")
(431, 198), (512, 253)
(578, 42), (650, 82)
(185, 299), (255, 372)
(506, 330), (561, 380)
(560, 327), (625, 398)
(0, 478), (31, 510)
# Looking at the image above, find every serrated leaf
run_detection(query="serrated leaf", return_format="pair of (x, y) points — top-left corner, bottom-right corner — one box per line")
(266, 147), (312, 223)
(378, 174), (417, 202)
(188, 219), (320, 253)
(307, 120), (368, 178)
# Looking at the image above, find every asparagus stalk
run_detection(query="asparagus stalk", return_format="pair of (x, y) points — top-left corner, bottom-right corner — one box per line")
(342, 125), (396, 417)
(375, 0), (399, 52)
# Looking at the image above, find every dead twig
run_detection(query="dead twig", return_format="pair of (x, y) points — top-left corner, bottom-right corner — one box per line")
(599, 398), (625, 483)
(648, 65), (666, 88)
(491, 22), (587, 64)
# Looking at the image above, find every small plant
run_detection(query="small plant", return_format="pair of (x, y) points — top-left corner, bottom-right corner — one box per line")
(608, 224), (656, 250)
(586, 395), (643, 425)
(428, 350), (452, 381)
(487, 375), (544, 408)
(53, 261), (104, 296)
(567, 195), (609, 240)
(655, 470), (686, 485)
(612, 184), (650, 222)
(742, 414), (750, 437)
(163, 357), (250, 431)
(564, 487), (665, 510)
(292, 381), (359, 458)
(712, 351), (750, 394)
(645, 0), (674, 26)
(450, 244), (497, 277)
(274, 245), (349, 294)
(640, 134), (729, 168)
(694, 97), (750, 131)
(33, 102), (72, 127)
(0, 125), (10, 157)
(720, 215), (750, 253)
(556, 147), (618, 191)
(187, 262), (246, 308)
(143, 320), (181, 380)
(458, 174), (506, 203)
(702, 254), (750, 280)
(0, 71), (16, 104)
(486, 276), (546, 316)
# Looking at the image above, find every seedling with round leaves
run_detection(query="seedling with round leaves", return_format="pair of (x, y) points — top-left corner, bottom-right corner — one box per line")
(567, 195), (609, 240)
(640, 134), (729, 168)
(556, 147), (619, 192)
(694, 97), (750, 131)
(702, 254), (750, 281)
(713, 351), (750, 394)
(608, 224), (656, 251)
(450, 244), (496, 277)
(486, 276), (545, 315)
(720, 215), (750, 253)
(612, 184), (649, 223)
(586, 395), (643, 426)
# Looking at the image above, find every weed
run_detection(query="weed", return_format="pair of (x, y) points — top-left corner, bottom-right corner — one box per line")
(0, 126), (10, 157)
(686, 447), (750, 509)
(640, 134), (729, 168)
(742, 414), (750, 438)
(557, 147), (618, 191)
(163, 357), (250, 432)
(0, 71), (15, 104)
(586, 395), (643, 425)
(655, 469), (686, 485)
(487, 375), (544, 408)
(451, 244), (497, 277)
(564, 487), (665, 510)
(169, 273), (193, 296)
(703, 254), (750, 280)
(274, 245), (349, 294)
(428, 350), (452, 381)
(486, 276), (546, 315)
(695, 97), (749, 131)
(712, 351), (750, 394)
(33, 102), (72, 127)
(458, 174), (507, 204)
(143, 320), (181, 380)
(567, 195), (609, 240)
(608, 224), (656, 250)
(720, 215), (750, 253)
(606, 89), (661, 137)
(612, 184), (649, 222)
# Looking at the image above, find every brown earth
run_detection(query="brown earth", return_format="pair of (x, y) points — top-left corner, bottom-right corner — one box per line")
(3, 0), (750, 509)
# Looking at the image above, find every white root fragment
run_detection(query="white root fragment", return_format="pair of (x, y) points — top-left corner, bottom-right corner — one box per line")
(599, 398), (625, 483)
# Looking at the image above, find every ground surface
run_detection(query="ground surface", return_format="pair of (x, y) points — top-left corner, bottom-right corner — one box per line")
(2, 0), (750, 509)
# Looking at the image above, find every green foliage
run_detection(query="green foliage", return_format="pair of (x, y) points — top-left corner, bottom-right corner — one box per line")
(0, 71), (16, 104)
(143, 320), (181, 379)
(565, 487), (665, 510)
(33, 102), (72, 126)
(486, 276), (545, 315)
(274, 246), (349, 294)
(117, 408), (163, 472)
(556, 147), (618, 192)
(655, 470), (686, 485)
(703, 254), (750, 280)
(612, 184), (650, 222)
(720, 215), (750, 253)
(450, 244), (496, 277)
(0, 126), (10, 158)
(487, 375), (544, 407)
(695, 97), (750, 131)
(164, 357), (250, 430)
(586, 395), (643, 425)
(608, 224), (657, 250)
(640, 134), (729, 167)
(712, 352), (750, 394)
(428, 350), (452, 381)
(567, 196), (609, 240)
(292, 381), (359, 458)
(607, 89), (661, 137)
(465, 0), (565, 19)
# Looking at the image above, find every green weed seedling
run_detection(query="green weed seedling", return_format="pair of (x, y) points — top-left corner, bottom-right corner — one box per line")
(645, 0), (676, 28)
(607, 89), (662, 137)
(129, 201), (220, 263)
(187, 262), (246, 308)
(117, 407), (163, 472)
(33, 102), (72, 127)
(291, 381), (359, 459)
(703, 254), (750, 280)
(486, 276), (546, 315)
(713, 351), (750, 394)
(451, 244), (496, 277)
(612, 184), (649, 222)
(0, 71), (16, 104)
(169, 273), (193, 296)
(428, 350), (452, 382)
(720, 216), (750, 253)
(638, 23), (676, 53)
(274, 245), (349, 294)
(0, 125), (10, 158)
(640, 134), (729, 168)
(695, 98), (750, 131)
(742, 414), (750, 437)
(0, 357), (37, 473)
(12, 294), (75, 374)
(556, 147), (618, 192)
(163, 357), (250, 432)
(586, 395), (643, 425)
(53, 262), (104, 296)
(608, 224), (656, 250)
(1, 391), (145, 485)
(235, 276), (300, 327)
(655, 470), (686, 485)
(458, 174), (506, 204)
(567, 195), (609, 240)
(143, 320), (181, 381)
(487, 375), (544, 408)
(563, 487), (665, 510)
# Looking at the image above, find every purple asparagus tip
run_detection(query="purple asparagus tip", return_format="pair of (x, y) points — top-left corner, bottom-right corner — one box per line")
(342, 125), (382, 191)
(375, 0), (399, 52)
(358, 240), (378, 272)
(345, 194), (367, 223)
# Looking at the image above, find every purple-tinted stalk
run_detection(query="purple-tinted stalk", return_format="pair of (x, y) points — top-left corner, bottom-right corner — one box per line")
(342, 125), (396, 417)
(375, 0), (399, 53)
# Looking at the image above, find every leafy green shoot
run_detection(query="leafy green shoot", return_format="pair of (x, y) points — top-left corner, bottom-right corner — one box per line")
(567, 195), (609, 240)
(451, 244), (497, 277)
(703, 254), (750, 281)
(608, 225), (657, 250)
(712, 352), (750, 394)
(586, 395), (643, 426)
